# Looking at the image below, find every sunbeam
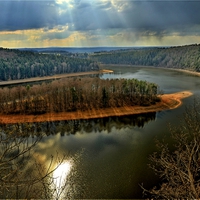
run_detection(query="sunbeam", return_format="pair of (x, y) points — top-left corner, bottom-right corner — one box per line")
(1, 0), (200, 47)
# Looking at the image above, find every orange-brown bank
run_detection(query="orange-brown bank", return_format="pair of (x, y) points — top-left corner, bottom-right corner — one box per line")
(0, 91), (192, 124)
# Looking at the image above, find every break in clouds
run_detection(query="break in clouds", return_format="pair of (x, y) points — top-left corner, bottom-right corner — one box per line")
(1, 0), (200, 42)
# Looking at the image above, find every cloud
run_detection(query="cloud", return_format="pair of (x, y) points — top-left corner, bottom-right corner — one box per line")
(1, 0), (200, 35)
(125, 1), (200, 33)
(1, 0), (200, 47)
(0, 31), (28, 41)
(40, 25), (71, 40)
(54, 0), (200, 37)
(0, 1), (59, 31)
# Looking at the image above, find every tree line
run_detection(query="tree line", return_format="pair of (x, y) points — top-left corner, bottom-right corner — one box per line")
(90, 44), (200, 72)
(0, 77), (159, 115)
(0, 48), (99, 81)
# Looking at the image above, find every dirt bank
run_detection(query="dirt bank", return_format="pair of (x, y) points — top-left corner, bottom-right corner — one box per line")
(0, 91), (192, 124)
(0, 69), (113, 86)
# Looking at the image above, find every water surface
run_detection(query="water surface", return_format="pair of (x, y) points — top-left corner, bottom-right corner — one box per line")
(34, 66), (200, 198)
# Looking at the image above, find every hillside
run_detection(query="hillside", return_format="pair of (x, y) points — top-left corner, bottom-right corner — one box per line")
(1, 44), (200, 82)
(90, 44), (200, 72)
(0, 48), (99, 81)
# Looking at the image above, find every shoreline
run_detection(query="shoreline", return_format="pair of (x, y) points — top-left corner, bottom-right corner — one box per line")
(0, 91), (192, 124)
(0, 69), (113, 86)
(100, 64), (200, 77)
(168, 68), (200, 77)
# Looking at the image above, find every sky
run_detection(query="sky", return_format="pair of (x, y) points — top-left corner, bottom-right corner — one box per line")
(1, 0), (200, 48)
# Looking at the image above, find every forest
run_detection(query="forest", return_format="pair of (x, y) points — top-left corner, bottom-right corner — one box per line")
(0, 48), (99, 81)
(1, 44), (200, 82)
(0, 77), (159, 115)
(90, 44), (200, 72)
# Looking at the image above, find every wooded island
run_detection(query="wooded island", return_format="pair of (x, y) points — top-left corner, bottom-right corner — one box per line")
(0, 77), (159, 115)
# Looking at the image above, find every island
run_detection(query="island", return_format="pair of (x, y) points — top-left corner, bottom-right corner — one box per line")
(0, 74), (192, 124)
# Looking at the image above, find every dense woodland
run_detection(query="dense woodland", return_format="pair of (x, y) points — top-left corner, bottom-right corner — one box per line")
(1, 44), (200, 82)
(90, 44), (200, 72)
(0, 77), (159, 115)
(0, 48), (99, 81)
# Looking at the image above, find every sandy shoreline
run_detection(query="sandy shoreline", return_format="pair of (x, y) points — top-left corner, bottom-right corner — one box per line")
(0, 91), (192, 124)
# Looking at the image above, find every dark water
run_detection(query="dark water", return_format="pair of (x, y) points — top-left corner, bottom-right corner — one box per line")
(34, 66), (200, 198)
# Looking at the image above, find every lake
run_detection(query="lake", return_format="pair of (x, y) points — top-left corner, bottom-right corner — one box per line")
(33, 66), (200, 198)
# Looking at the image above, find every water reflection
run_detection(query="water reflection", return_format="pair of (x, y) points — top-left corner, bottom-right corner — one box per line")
(52, 160), (72, 199)
(28, 69), (200, 198)
(0, 120), (88, 199)
(2, 66), (200, 199)
(28, 112), (157, 199)
(4, 112), (156, 136)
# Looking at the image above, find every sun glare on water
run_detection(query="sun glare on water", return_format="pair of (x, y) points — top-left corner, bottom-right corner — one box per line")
(53, 160), (72, 198)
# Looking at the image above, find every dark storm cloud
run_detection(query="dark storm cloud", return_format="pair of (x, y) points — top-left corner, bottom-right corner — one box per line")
(60, 1), (200, 36)
(1, 0), (200, 37)
(0, 1), (59, 31)
(122, 1), (200, 34)
(60, 1), (123, 31)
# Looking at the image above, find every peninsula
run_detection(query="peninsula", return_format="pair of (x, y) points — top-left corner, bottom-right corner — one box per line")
(0, 91), (192, 124)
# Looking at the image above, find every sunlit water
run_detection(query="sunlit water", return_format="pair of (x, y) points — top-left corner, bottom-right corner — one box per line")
(34, 66), (200, 198)
(52, 161), (72, 199)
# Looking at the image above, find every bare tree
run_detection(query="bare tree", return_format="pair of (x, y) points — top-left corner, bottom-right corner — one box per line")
(143, 98), (200, 199)
(0, 122), (70, 199)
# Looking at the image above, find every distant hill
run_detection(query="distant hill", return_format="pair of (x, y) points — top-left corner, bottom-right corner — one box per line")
(90, 44), (200, 72)
(17, 47), (136, 53)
